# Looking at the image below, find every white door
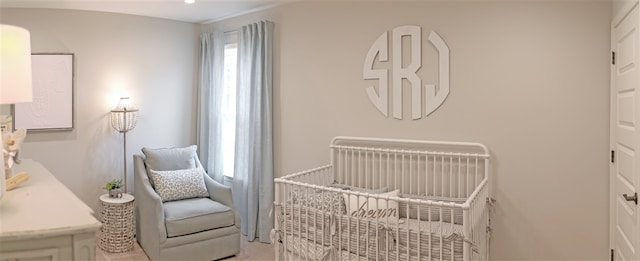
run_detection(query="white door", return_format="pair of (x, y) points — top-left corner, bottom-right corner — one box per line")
(611, 2), (640, 261)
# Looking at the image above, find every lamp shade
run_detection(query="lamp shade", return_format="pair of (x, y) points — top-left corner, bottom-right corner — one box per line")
(110, 97), (139, 133)
(0, 24), (33, 104)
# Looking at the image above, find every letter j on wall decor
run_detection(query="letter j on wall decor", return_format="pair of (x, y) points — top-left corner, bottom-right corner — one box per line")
(363, 26), (450, 120)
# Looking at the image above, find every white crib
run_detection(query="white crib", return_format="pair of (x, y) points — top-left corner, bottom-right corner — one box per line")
(273, 137), (492, 261)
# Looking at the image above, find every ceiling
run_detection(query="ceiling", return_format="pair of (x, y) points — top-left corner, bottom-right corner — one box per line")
(0, 0), (298, 24)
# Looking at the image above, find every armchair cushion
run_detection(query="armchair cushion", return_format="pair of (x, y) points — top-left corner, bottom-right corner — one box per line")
(148, 168), (209, 202)
(164, 198), (235, 238)
(142, 145), (198, 187)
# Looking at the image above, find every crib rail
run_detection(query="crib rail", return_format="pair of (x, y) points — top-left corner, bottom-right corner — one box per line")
(331, 144), (489, 199)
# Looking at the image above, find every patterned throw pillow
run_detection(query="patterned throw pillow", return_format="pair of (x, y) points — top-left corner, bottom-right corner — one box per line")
(142, 145), (198, 188)
(291, 189), (346, 214)
(148, 168), (209, 202)
(343, 189), (401, 224)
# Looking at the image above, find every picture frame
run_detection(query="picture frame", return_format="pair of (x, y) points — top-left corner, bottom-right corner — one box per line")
(13, 53), (74, 131)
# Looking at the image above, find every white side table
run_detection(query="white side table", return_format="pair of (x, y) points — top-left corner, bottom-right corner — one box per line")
(98, 193), (135, 253)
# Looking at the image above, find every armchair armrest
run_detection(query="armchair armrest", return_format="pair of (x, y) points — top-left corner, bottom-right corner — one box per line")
(134, 155), (168, 245)
(203, 174), (240, 228)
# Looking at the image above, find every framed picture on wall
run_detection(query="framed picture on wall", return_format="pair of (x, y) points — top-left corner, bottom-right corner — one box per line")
(13, 53), (74, 131)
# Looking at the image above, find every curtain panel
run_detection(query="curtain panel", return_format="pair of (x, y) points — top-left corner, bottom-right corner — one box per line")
(232, 20), (275, 243)
(197, 31), (225, 183)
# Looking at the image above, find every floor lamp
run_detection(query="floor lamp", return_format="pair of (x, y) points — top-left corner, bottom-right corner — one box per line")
(110, 97), (138, 194)
(0, 25), (33, 199)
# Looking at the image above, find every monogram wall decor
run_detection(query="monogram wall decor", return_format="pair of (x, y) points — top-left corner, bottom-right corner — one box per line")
(363, 25), (450, 120)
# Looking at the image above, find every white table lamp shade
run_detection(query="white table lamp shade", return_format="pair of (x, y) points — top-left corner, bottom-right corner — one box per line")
(0, 24), (33, 200)
(0, 24), (33, 104)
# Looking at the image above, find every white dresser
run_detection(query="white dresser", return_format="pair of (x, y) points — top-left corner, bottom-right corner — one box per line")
(0, 159), (102, 261)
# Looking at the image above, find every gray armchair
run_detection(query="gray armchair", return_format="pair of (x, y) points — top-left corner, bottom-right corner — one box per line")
(134, 145), (240, 261)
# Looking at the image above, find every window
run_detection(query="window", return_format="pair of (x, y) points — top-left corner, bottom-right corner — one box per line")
(221, 31), (238, 178)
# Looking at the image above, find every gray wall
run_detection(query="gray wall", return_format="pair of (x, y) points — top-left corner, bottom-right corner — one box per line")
(207, 1), (611, 260)
(0, 8), (199, 212)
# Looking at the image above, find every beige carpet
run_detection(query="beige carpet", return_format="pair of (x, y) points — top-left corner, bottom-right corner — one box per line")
(96, 236), (275, 261)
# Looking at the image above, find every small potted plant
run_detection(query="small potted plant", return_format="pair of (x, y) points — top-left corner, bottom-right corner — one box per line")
(105, 179), (123, 198)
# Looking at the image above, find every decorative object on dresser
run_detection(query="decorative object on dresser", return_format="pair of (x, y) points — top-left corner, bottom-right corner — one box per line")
(110, 97), (139, 193)
(0, 115), (12, 133)
(2, 129), (29, 191)
(134, 145), (240, 261)
(0, 24), (34, 199)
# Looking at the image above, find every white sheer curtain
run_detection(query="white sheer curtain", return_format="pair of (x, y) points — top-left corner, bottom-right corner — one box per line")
(232, 20), (274, 243)
(197, 31), (225, 183)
